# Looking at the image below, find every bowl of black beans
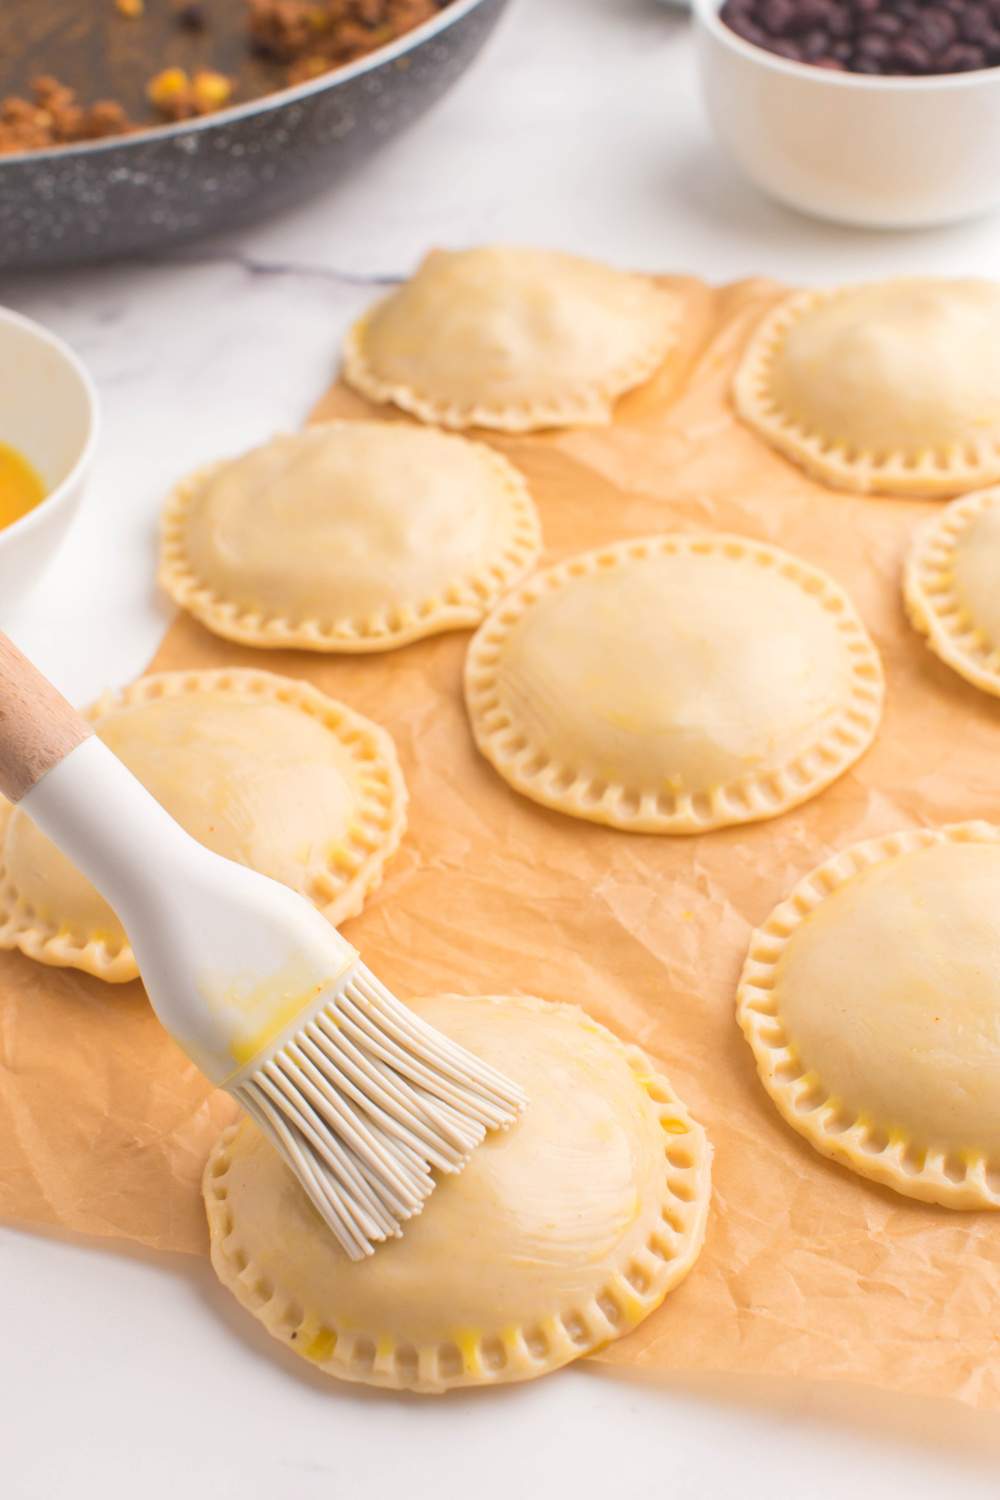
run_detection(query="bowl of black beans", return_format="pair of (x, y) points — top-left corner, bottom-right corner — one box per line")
(692, 0), (1000, 226)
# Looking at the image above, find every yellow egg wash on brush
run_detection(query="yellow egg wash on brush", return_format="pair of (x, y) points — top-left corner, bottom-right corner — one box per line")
(0, 444), (45, 528)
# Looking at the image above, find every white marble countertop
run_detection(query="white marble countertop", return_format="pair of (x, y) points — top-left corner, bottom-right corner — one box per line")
(5, 1), (1000, 1495)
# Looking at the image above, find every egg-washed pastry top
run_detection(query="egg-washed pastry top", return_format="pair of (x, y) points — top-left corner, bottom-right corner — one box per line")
(342, 246), (680, 432)
(204, 992), (711, 1393)
(159, 421), (541, 652)
(735, 278), (1000, 497)
(904, 486), (1000, 697)
(0, 669), (406, 982)
(464, 533), (884, 833)
(738, 823), (1000, 1208)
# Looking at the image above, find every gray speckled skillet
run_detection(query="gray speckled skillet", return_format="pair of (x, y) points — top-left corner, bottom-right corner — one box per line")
(0, 0), (507, 273)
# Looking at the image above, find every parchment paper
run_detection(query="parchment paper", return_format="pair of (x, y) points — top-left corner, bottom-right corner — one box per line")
(4, 275), (1000, 1405)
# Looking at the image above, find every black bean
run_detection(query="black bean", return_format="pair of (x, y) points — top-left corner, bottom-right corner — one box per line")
(720, 0), (1000, 73)
(800, 25), (829, 51)
(173, 1), (206, 28)
(724, 9), (768, 41)
(761, 0), (797, 31)
(825, 3), (853, 33)
(915, 6), (959, 44)
(794, 0), (833, 24)
(959, 3), (994, 36)
(894, 33), (933, 62)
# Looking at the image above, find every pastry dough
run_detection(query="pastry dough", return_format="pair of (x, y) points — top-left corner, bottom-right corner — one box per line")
(159, 421), (541, 651)
(735, 279), (1000, 497)
(464, 534), (884, 833)
(342, 247), (680, 431)
(738, 823), (1000, 1208)
(0, 669), (406, 981)
(904, 486), (1000, 696)
(204, 993), (711, 1393)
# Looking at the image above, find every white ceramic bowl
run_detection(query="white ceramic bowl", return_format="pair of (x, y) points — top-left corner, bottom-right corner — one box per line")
(0, 307), (99, 619)
(693, 0), (1000, 228)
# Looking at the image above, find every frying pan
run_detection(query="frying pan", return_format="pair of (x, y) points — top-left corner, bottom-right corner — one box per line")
(0, 0), (508, 272)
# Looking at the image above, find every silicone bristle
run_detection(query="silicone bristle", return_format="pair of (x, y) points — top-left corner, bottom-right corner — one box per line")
(229, 964), (527, 1259)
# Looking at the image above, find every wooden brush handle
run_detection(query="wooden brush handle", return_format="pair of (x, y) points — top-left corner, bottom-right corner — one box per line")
(0, 632), (93, 803)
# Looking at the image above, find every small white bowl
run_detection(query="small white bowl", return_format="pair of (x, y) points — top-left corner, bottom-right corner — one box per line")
(692, 0), (1000, 228)
(0, 307), (99, 619)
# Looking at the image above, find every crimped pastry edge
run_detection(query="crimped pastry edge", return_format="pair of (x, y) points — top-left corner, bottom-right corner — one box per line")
(737, 820), (1000, 1208)
(734, 285), (1000, 499)
(464, 532), (884, 834)
(904, 486), (1000, 697)
(0, 667), (408, 981)
(204, 993), (712, 1394)
(158, 421), (542, 652)
(341, 280), (681, 433)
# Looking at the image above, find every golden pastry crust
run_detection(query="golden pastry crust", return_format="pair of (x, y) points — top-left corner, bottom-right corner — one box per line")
(0, 669), (407, 982)
(204, 993), (711, 1393)
(904, 486), (1000, 697)
(738, 823), (1000, 1208)
(159, 421), (541, 652)
(464, 533), (884, 833)
(342, 247), (680, 432)
(735, 279), (1000, 498)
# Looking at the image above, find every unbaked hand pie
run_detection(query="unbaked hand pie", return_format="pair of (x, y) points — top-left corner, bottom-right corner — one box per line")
(159, 421), (541, 651)
(342, 246), (680, 431)
(0, 669), (406, 981)
(735, 279), (1000, 497)
(738, 823), (1000, 1207)
(904, 486), (1000, 696)
(204, 993), (711, 1393)
(464, 534), (884, 833)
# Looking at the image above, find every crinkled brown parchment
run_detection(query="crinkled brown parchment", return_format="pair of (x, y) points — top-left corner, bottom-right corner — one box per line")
(3, 275), (1000, 1407)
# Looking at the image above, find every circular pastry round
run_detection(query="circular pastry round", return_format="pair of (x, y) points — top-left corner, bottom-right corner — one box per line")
(204, 993), (711, 1393)
(735, 279), (1000, 498)
(738, 823), (1000, 1208)
(0, 670), (406, 982)
(159, 422), (541, 652)
(905, 487), (1000, 697)
(464, 534), (884, 833)
(342, 246), (680, 432)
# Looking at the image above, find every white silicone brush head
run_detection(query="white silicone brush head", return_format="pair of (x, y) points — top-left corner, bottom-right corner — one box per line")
(231, 961), (527, 1258)
(20, 735), (527, 1259)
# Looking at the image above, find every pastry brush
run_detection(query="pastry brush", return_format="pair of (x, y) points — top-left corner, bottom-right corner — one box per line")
(0, 634), (525, 1258)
